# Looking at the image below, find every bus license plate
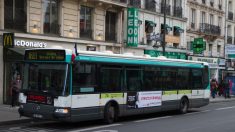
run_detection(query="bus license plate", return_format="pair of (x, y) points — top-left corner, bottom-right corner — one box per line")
(33, 114), (43, 118)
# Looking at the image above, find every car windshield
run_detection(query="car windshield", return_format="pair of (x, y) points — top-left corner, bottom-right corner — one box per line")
(22, 63), (69, 96)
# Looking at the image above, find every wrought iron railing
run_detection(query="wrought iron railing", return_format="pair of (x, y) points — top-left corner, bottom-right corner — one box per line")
(112, 0), (127, 4)
(161, 3), (171, 15)
(199, 23), (221, 36)
(173, 6), (182, 18)
(191, 23), (195, 29)
(129, 0), (141, 8)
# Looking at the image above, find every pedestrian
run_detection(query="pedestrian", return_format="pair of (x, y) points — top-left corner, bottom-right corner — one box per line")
(11, 74), (22, 107)
(223, 79), (231, 99)
(218, 81), (224, 96)
(210, 79), (218, 98)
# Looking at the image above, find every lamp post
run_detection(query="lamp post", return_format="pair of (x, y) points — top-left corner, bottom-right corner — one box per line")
(162, 0), (167, 56)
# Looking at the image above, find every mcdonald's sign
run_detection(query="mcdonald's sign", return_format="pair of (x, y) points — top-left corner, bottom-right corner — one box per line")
(3, 33), (14, 48)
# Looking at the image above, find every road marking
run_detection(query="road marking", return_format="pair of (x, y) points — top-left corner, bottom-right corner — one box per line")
(68, 124), (122, 132)
(215, 106), (235, 111)
(93, 130), (118, 132)
(9, 127), (21, 130)
(134, 116), (172, 123)
(185, 110), (211, 115)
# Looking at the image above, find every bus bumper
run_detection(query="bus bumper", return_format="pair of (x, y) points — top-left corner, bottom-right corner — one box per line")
(18, 103), (71, 121)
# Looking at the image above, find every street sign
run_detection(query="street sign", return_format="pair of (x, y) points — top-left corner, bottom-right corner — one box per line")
(192, 38), (205, 54)
(3, 33), (14, 48)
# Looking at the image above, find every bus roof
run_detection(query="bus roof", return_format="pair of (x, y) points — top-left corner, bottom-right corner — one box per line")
(76, 50), (208, 68)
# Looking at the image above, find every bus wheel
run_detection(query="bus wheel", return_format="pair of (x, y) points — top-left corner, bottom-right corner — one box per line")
(179, 97), (189, 114)
(104, 104), (116, 124)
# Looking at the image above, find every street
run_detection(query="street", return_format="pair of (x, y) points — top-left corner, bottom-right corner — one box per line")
(1, 101), (235, 132)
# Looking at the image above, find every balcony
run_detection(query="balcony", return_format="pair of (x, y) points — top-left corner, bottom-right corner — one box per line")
(129, 0), (141, 8)
(227, 36), (232, 44)
(228, 11), (233, 21)
(161, 3), (171, 15)
(199, 23), (221, 36)
(191, 23), (195, 29)
(173, 6), (183, 18)
(145, 1), (156, 12)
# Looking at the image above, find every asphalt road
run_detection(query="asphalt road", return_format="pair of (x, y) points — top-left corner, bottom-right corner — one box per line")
(1, 101), (235, 132)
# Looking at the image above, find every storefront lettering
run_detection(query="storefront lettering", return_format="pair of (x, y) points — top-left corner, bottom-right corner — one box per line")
(14, 40), (47, 48)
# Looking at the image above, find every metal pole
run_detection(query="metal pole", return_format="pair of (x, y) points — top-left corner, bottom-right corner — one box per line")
(162, 0), (167, 56)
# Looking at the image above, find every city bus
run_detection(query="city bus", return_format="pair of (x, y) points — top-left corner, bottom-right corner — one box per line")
(18, 48), (210, 123)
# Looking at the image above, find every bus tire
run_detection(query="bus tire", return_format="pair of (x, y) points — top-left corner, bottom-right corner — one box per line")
(104, 104), (116, 124)
(179, 97), (189, 114)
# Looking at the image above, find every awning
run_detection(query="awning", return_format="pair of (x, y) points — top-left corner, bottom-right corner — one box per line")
(145, 20), (156, 27)
(161, 24), (172, 31)
(174, 26), (184, 33)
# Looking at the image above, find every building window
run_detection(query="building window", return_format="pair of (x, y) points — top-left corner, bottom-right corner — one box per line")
(105, 11), (117, 42)
(217, 45), (221, 55)
(43, 0), (60, 35)
(218, 17), (222, 28)
(4, 0), (27, 32)
(209, 14), (214, 25)
(201, 11), (206, 24)
(80, 6), (92, 39)
(191, 9), (196, 24)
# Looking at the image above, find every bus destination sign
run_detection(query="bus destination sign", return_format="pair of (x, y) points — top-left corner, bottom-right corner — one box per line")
(25, 50), (65, 61)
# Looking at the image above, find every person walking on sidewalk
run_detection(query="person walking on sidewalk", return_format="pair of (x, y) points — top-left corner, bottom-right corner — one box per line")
(223, 79), (231, 99)
(210, 79), (218, 98)
(11, 74), (22, 107)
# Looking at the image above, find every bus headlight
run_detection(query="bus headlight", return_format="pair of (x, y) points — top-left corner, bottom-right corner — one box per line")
(54, 108), (69, 114)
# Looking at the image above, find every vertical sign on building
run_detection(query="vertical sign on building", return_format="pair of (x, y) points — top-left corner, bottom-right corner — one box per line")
(127, 8), (138, 47)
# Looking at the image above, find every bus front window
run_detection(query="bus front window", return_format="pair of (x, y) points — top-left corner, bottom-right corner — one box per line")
(23, 63), (69, 96)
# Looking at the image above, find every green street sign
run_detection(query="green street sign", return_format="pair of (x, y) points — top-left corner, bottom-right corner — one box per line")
(192, 38), (206, 54)
(127, 8), (138, 47)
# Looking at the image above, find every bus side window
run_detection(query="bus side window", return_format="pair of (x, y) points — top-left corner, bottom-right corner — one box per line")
(192, 69), (203, 89)
(100, 67), (122, 92)
(72, 62), (97, 93)
(126, 69), (142, 91)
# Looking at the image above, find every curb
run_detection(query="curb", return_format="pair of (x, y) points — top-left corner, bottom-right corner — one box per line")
(210, 98), (235, 103)
(0, 119), (33, 126)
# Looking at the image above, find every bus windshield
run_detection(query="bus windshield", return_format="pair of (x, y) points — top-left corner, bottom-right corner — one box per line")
(22, 63), (69, 96)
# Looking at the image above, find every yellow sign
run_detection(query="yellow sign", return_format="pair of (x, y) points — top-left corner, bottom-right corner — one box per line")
(163, 91), (178, 95)
(101, 93), (123, 99)
(3, 33), (14, 48)
(165, 35), (180, 43)
(178, 90), (192, 94)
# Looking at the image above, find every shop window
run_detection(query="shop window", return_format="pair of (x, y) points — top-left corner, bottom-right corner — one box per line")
(105, 11), (117, 42)
(43, 0), (60, 35)
(4, 0), (27, 32)
(80, 6), (93, 39)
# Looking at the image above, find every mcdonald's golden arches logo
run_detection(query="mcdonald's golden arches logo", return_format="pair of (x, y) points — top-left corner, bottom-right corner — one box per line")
(3, 33), (14, 48)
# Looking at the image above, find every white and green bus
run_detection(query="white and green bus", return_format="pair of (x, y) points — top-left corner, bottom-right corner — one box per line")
(18, 48), (210, 123)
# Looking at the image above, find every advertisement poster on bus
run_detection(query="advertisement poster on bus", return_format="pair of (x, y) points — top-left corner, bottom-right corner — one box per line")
(127, 91), (162, 108)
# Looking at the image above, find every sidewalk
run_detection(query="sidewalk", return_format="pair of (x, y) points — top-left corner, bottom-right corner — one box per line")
(209, 95), (235, 103)
(0, 105), (32, 126)
(0, 96), (235, 126)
